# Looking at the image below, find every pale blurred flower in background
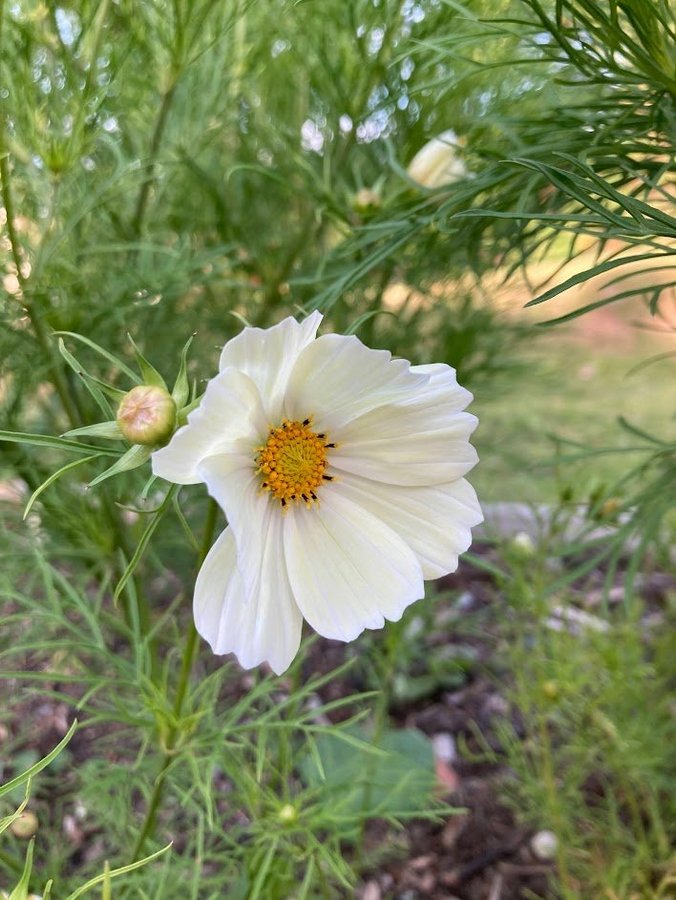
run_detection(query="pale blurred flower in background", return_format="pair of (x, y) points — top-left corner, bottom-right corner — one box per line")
(407, 129), (468, 188)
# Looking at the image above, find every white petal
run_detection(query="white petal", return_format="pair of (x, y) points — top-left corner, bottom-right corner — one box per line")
(330, 417), (478, 485)
(152, 368), (265, 485)
(329, 364), (478, 485)
(334, 474), (483, 579)
(410, 363), (474, 413)
(219, 311), (322, 422)
(198, 455), (269, 590)
(284, 490), (424, 642)
(194, 526), (302, 675)
(285, 333), (427, 433)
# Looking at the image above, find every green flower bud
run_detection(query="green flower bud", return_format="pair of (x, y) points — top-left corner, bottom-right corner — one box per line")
(278, 803), (298, 825)
(10, 809), (39, 839)
(116, 385), (177, 446)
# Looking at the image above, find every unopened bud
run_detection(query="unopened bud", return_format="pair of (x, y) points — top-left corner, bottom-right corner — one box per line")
(542, 680), (559, 701)
(599, 497), (620, 519)
(116, 385), (176, 446)
(10, 809), (39, 839)
(278, 803), (298, 824)
(352, 187), (381, 214)
(511, 531), (535, 556)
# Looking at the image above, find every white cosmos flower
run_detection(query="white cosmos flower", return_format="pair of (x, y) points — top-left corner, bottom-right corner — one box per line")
(407, 129), (468, 189)
(152, 313), (482, 675)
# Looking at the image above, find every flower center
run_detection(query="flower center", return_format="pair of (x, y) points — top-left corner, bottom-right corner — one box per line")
(256, 418), (334, 508)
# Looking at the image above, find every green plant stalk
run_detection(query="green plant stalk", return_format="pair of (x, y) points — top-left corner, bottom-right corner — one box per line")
(0, 2), (157, 656)
(131, 497), (219, 861)
(357, 619), (403, 862)
(0, 154), (81, 428)
(537, 713), (575, 897)
(131, 82), (178, 236)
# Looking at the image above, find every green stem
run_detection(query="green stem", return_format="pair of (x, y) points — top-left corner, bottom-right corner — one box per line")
(357, 621), (402, 863)
(537, 713), (575, 898)
(131, 497), (219, 861)
(131, 81), (178, 237)
(0, 154), (81, 429)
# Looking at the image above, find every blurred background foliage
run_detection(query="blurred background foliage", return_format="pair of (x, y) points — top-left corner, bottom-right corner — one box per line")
(0, 0), (674, 896)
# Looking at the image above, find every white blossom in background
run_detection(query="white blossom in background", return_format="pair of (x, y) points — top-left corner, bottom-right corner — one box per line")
(406, 129), (468, 188)
(153, 313), (482, 674)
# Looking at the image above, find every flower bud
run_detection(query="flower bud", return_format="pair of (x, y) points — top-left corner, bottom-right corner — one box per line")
(116, 385), (177, 446)
(278, 803), (298, 824)
(407, 130), (468, 189)
(511, 531), (535, 556)
(10, 809), (39, 839)
(352, 187), (381, 214)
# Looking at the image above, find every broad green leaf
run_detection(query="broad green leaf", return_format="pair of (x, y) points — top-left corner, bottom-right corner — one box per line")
(300, 727), (437, 817)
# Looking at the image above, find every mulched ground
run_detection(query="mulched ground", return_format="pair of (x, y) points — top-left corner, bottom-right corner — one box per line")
(2, 530), (672, 900)
(299, 542), (674, 900)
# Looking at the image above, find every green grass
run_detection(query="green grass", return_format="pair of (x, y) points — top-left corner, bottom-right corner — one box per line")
(472, 328), (675, 504)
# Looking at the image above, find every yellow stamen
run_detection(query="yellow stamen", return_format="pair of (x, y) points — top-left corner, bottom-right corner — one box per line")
(256, 418), (333, 507)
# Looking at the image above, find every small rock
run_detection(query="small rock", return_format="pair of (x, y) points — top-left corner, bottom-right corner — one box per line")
(409, 854), (434, 871)
(531, 829), (558, 861)
(484, 693), (510, 717)
(432, 732), (457, 764)
(360, 880), (381, 900)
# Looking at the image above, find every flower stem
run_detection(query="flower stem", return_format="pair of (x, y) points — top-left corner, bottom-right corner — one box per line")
(130, 81), (178, 237)
(131, 497), (218, 861)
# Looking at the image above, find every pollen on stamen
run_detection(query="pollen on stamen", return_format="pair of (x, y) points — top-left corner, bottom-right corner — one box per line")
(255, 417), (334, 509)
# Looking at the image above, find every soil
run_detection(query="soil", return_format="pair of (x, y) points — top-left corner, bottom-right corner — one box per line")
(1, 530), (672, 899)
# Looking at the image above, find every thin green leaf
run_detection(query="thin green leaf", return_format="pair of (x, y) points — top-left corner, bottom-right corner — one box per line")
(114, 485), (178, 601)
(62, 422), (123, 440)
(57, 339), (123, 413)
(0, 720), (77, 799)
(0, 431), (122, 457)
(24, 455), (99, 520)
(8, 838), (35, 900)
(64, 844), (172, 899)
(0, 785), (29, 836)
(171, 335), (194, 408)
(53, 331), (140, 382)
(88, 444), (152, 487)
(127, 334), (167, 389)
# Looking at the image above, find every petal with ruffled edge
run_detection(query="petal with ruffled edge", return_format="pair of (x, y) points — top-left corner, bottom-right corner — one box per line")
(409, 363), (474, 414)
(330, 415), (478, 485)
(151, 368), (265, 485)
(194, 525), (302, 675)
(284, 489), (424, 642)
(333, 474), (483, 579)
(219, 311), (323, 422)
(328, 362), (478, 485)
(285, 333), (428, 433)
